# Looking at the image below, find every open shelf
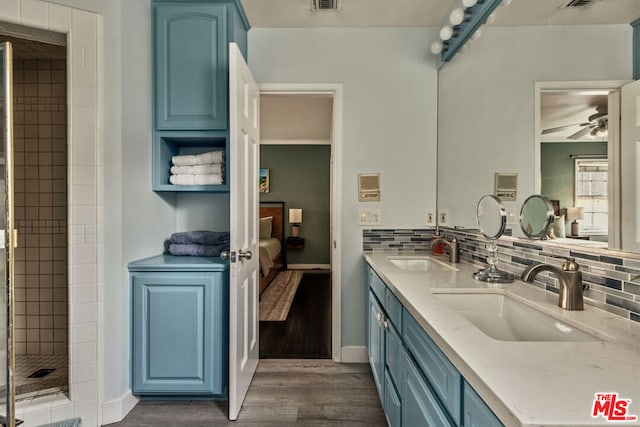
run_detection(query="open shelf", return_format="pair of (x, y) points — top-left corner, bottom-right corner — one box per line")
(152, 130), (229, 192)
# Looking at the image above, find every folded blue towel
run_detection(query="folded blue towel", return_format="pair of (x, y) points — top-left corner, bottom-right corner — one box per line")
(170, 231), (230, 245)
(169, 243), (230, 257)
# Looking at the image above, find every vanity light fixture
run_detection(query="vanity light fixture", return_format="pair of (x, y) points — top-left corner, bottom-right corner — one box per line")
(449, 8), (470, 26)
(431, 40), (445, 55)
(432, 0), (507, 63)
(440, 25), (456, 41)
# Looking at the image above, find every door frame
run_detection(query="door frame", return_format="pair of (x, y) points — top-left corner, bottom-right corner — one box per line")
(534, 80), (629, 248)
(258, 83), (343, 362)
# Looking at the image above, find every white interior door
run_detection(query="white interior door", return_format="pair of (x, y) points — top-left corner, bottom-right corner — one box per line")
(620, 80), (640, 252)
(228, 42), (260, 421)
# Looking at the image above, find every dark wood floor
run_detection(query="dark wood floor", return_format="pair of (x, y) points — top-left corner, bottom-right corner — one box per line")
(260, 271), (332, 359)
(106, 360), (386, 426)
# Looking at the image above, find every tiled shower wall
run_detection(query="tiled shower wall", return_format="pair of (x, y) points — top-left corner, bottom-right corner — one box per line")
(363, 228), (640, 324)
(12, 58), (67, 355)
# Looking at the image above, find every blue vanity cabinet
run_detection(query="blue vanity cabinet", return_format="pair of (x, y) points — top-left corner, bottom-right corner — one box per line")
(366, 262), (505, 427)
(129, 255), (229, 397)
(367, 267), (404, 427)
(151, 0), (249, 192)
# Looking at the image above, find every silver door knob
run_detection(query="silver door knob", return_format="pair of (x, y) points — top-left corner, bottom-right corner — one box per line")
(220, 251), (236, 262)
(238, 249), (252, 260)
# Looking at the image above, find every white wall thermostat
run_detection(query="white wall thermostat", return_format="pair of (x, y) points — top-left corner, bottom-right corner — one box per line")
(358, 173), (381, 202)
(494, 173), (518, 201)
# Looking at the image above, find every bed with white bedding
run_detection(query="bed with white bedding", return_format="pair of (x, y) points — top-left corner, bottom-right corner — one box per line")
(259, 203), (285, 295)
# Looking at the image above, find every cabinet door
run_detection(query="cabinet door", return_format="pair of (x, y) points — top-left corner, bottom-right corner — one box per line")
(384, 370), (402, 427)
(132, 272), (225, 395)
(154, 3), (228, 130)
(368, 291), (385, 402)
(463, 381), (503, 427)
(402, 350), (455, 427)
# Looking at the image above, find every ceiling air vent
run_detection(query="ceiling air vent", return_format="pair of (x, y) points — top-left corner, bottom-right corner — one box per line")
(561, 0), (595, 8)
(311, 0), (340, 11)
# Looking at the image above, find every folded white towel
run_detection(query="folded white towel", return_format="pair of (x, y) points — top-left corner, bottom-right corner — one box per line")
(198, 150), (224, 164)
(169, 173), (224, 185)
(171, 154), (198, 166)
(170, 164), (224, 175)
(172, 150), (225, 166)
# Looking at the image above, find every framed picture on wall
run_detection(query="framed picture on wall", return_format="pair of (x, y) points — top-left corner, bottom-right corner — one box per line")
(260, 168), (270, 193)
(551, 199), (560, 217)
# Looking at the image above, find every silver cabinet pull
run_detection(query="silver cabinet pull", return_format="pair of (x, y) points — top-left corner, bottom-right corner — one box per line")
(238, 249), (252, 260)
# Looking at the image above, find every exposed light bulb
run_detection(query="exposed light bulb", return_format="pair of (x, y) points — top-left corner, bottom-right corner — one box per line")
(440, 25), (455, 41)
(430, 41), (444, 55)
(449, 8), (468, 26)
(462, 0), (478, 7)
(472, 28), (482, 40)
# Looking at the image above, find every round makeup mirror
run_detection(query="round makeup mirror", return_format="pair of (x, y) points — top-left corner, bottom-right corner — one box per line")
(477, 195), (507, 239)
(519, 195), (554, 239)
(473, 195), (514, 283)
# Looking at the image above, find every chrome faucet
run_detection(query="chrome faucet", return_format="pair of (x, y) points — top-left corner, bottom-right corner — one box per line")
(521, 256), (584, 310)
(430, 236), (460, 263)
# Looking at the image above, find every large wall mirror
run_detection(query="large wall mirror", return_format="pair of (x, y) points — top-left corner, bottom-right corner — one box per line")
(436, 1), (640, 255)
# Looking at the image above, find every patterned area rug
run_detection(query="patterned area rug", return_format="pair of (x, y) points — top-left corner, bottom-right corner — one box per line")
(259, 270), (304, 321)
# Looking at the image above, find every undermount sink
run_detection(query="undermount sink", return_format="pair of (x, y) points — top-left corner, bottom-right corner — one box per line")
(432, 291), (600, 342)
(388, 256), (459, 272)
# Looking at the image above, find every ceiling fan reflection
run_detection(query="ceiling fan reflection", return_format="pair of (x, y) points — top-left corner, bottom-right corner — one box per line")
(542, 107), (608, 140)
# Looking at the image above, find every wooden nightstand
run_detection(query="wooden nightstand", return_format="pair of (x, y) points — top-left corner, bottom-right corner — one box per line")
(286, 237), (305, 249)
(567, 235), (590, 240)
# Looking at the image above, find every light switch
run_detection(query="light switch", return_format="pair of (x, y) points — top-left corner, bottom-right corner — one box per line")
(359, 208), (382, 225)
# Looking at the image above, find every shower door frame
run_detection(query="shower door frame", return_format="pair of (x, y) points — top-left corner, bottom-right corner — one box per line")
(1, 40), (16, 427)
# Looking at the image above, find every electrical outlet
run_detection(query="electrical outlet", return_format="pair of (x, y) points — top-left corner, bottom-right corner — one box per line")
(425, 209), (436, 226)
(439, 209), (450, 225)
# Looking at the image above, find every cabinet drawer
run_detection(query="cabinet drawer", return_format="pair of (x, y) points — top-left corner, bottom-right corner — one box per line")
(368, 267), (386, 304)
(402, 349), (455, 427)
(384, 370), (402, 427)
(464, 381), (503, 427)
(385, 289), (402, 331)
(403, 311), (461, 426)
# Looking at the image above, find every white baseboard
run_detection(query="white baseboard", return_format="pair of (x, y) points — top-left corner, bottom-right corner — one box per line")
(341, 346), (368, 363)
(287, 263), (331, 270)
(102, 390), (139, 425)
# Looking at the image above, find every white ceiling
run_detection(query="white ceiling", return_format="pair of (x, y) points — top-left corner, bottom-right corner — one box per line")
(240, 0), (640, 28)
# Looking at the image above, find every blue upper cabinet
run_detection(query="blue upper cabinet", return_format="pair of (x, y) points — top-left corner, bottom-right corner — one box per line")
(155, 3), (228, 130)
(151, 0), (249, 192)
(153, 0), (249, 131)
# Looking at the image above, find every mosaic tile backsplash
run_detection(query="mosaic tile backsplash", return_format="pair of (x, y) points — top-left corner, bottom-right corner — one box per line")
(363, 228), (640, 324)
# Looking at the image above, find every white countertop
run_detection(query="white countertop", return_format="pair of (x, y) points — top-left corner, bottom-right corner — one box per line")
(364, 252), (640, 427)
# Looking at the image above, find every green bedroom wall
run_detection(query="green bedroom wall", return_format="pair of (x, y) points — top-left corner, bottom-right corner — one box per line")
(541, 141), (607, 211)
(260, 144), (331, 265)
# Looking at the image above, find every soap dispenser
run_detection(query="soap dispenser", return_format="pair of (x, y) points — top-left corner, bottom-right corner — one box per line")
(431, 232), (445, 255)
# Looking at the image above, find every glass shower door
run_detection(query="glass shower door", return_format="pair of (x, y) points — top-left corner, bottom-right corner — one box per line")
(0, 41), (16, 427)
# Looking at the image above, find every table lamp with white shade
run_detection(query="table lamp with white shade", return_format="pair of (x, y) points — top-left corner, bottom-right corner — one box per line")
(289, 208), (303, 237)
(566, 207), (584, 236)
